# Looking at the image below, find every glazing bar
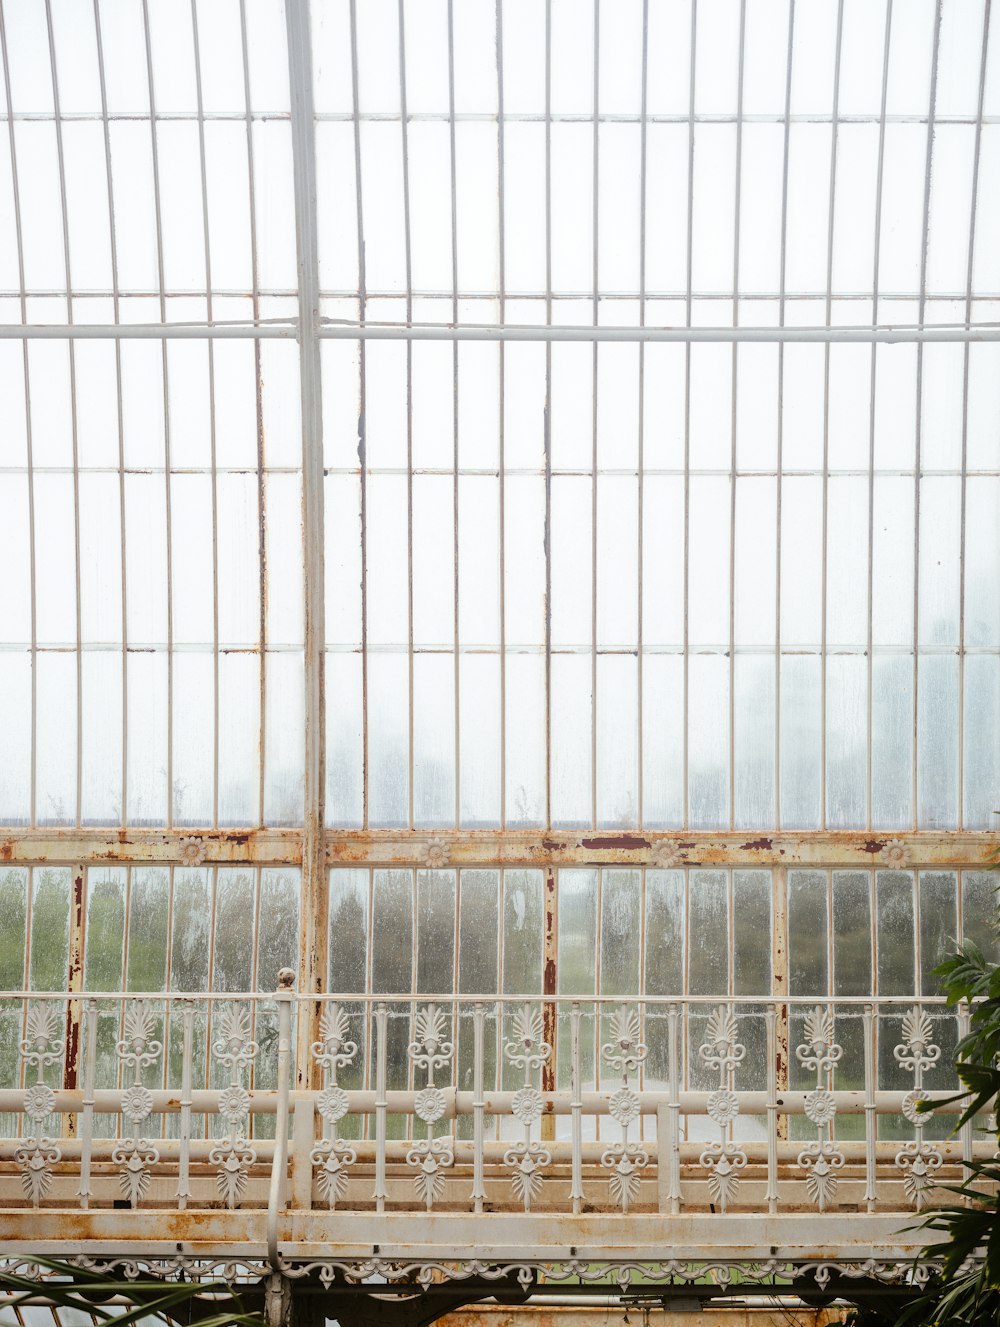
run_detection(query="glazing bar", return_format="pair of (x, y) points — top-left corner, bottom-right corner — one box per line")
(317, 323), (1000, 343)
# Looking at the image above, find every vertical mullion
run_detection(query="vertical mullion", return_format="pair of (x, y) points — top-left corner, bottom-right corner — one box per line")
(867, 2), (894, 831)
(42, 0), (83, 830)
(365, 869), (375, 1116)
(348, 0), (368, 829)
(958, 1), (992, 831)
(913, 3), (944, 829)
(448, 0), (460, 828)
(397, 0), (415, 831)
(729, 0), (747, 830)
(189, 3), (219, 831)
(90, 0), (128, 828)
(236, 0), (269, 833)
(637, 0), (648, 828)
(41, 0), (86, 1083)
(774, 0), (796, 834)
(284, 0), (327, 1073)
(820, 0), (846, 831)
(543, 0), (552, 830)
(594, 868), (603, 1129)
(683, 0), (697, 830)
(0, 3), (36, 829)
(590, 0), (599, 831)
(496, 0), (507, 829)
(139, 0), (175, 834)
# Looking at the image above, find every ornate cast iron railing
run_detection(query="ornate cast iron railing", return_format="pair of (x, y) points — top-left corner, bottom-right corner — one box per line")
(0, 983), (983, 1224)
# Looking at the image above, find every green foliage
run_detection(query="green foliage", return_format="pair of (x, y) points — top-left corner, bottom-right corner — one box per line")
(845, 849), (1000, 1327)
(0, 1258), (265, 1327)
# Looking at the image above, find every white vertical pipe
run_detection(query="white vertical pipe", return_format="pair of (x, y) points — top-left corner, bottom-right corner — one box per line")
(912, 2), (944, 829)
(374, 1002), (388, 1211)
(472, 1003), (485, 1213)
(396, 0), (415, 833)
(774, 0), (796, 833)
(570, 1001), (583, 1213)
(177, 1000), (194, 1209)
(267, 976), (294, 1269)
(667, 1002), (681, 1214)
(957, 999), (973, 1198)
(819, 0), (846, 831)
(496, 0), (507, 830)
(765, 1003), (778, 1213)
(0, 3), (37, 829)
(958, 0), (993, 830)
(863, 1002), (876, 1211)
(866, 0), (894, 831)
(285, 0), (327, 1068)
(90, 0), (128, 831)
(77, 999), (97, 1210)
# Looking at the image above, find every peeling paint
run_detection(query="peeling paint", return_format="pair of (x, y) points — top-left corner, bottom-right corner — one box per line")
(579, 834), (650, 851)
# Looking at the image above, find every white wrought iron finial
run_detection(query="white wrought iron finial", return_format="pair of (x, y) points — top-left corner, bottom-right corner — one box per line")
(795, 1007), (843, 1076)
(212, 1005), (260, 1077)
(601, 1008), (648, 1078)
(19, 1005), (65, 1076)
(699, 1005), (746, 1078)
(894, 1009), (941, 1078)
(116, 1002), (163, 1079)
(312, 1004), (358, 1080)
(407, 1004), (455, 1077)
(504, 1005), (552, 1075)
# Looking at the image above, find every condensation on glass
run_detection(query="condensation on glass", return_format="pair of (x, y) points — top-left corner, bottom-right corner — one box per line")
(0, 0), (997, 1061)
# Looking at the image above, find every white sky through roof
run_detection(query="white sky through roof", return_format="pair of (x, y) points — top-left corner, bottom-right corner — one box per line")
(0, 0), (997, 837)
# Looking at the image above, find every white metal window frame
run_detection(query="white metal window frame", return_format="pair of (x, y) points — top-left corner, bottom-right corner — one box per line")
(0, 0), (997, 1034)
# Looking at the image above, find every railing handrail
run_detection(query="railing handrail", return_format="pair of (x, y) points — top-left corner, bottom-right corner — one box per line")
(0, 989), (962, 1005)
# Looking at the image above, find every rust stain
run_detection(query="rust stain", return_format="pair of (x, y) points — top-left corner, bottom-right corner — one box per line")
(741, 837), (772, 852)
(862, 839), (888, 855)
(579, 834), (650, 851)
(540, 838), (564, 853)
(63, 870), (86, 1096)
(541, 869), (557, 1111)
(1, 840), (11, 861)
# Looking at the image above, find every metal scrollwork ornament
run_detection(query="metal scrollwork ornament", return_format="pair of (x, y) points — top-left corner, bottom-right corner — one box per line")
(893, 1008), (942, 1209)
(795, 1008), (844, 1211)
(406, 1004), (455, 1210)
(16, 1005), (64, 1207)
(407, 1136), (454, 1209)
(504, 1006), (553, 1211)
(698, 1006), (746, 1213)
(601, 1007), (649, 1212)
(210, 1002), (259, 1208)
(311, 1138), (358, 1208)
(311, 1002), (359, 1208)
(113, 1001), (163, 1208)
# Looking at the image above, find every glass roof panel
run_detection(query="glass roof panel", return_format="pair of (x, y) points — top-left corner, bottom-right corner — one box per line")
(310, 0), (999, 324)
(0, 0), (997, 842)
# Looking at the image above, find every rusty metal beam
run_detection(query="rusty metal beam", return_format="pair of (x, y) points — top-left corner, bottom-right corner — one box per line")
(1, 829), (994, 868)
(0, 1208), (941, 1259)
(0, 829), (303, 866)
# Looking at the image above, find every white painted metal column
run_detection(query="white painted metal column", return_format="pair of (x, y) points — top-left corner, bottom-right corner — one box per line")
(285, 0), (328, 1083)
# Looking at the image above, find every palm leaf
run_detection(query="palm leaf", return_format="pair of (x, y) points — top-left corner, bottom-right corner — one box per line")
(0, 1260), (264, 1327)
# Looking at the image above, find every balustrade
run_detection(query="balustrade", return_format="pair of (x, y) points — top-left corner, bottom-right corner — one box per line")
(0, 985), (983, 1220)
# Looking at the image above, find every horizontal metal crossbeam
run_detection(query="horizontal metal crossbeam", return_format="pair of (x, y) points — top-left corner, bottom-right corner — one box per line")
(0, 828), (993, 866)
(0, 320), (999, 341)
